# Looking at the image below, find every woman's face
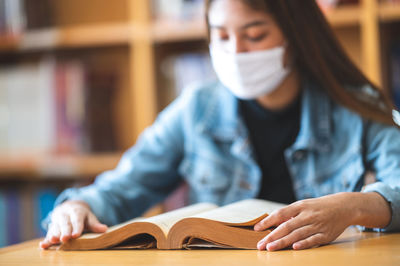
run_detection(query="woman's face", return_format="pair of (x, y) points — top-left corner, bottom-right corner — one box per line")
(208, 0), (286, 53)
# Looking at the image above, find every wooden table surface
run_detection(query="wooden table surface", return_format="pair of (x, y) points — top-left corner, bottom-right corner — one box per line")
(1, 227), (399, 266)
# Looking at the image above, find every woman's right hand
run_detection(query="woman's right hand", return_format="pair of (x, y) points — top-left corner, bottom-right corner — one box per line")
(39, 200), (108, 249)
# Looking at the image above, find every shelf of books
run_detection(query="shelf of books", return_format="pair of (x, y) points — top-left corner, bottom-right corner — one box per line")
(379, 1), (400, 22)
(324, 5), (362, 27)
(0, 24), (129, 52)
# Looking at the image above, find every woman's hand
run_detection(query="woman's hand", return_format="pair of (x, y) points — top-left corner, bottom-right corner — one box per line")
(254, 193), (354, 251)
(39, 200), (108, 249)
(254, 192), (391, 251)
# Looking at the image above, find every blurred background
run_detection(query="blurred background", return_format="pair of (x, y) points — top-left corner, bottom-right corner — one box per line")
(0, 0), (399, 247)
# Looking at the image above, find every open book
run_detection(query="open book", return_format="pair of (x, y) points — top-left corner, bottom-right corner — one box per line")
(59, 199), (286, 250)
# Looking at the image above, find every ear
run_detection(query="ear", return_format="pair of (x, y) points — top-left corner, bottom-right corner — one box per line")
(283, 43), (294, 69)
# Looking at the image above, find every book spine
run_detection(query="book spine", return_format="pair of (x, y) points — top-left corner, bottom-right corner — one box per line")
(392, 42), (400, 109)
(23, 0), (53, 30)
(153, 0), (204, 21)
(5, 188), (20, 245)
(64, 61), (86, 153)
(55, 60), (89, 154)
(3, 62), (55, 153)
(20, 185), (35, 242)
(4, 0), (25, 36)
(0, 0), (6, 35)
(55, 62), (77, 154)
(37, 57), (57, 153)
(36, 188), (58, 237)
(0, 68), (8, 151)
(0, 190), (6, 247)
(84, 69), (118, 152)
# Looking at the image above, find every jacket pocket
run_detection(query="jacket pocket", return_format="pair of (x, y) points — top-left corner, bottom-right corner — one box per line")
(315, 150), (365, 195)
(178, 155), (231, 202)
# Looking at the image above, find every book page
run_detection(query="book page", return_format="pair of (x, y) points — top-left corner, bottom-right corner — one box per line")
(72, 203), (217, 240)
(144, 202), (218, 235)
(191, 199), (286, 226)
(77, 217), (147, 239)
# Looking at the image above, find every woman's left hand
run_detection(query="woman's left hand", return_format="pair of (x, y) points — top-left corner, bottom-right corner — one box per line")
(254, 192), (357, 251)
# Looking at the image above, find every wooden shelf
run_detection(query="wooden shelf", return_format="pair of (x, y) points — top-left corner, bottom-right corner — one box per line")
(0, 35), (20, 50)
(0, 153), (122, 179)
(0, 20), (207, 53)
(379, 2), (400, 22)
(0, 23), (131, 52)
(324, 5), (361, 27)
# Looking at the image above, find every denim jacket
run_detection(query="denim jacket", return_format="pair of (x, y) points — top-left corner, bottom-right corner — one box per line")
(48, 81), (400, 232)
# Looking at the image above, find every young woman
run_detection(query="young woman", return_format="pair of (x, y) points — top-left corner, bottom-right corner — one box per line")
(40, 0), (400, 251)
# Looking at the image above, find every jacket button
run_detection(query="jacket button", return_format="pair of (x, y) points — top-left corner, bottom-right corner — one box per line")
(239, 180), (251, 190)
(304, 193), (312, 198)
(293, 151), (305, 161)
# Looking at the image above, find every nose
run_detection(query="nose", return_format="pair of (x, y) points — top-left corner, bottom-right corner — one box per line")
(226, 35), (247, 54)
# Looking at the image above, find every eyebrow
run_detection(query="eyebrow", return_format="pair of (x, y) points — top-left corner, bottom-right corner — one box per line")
(210, 20), (269, 30)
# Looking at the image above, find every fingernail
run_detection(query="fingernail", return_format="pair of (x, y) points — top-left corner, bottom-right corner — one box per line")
(101, 224), (108, 230)
(267, 242), (278, 251)
(257, 240), (264, 249)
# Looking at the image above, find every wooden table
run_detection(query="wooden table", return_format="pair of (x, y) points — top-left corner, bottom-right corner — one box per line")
(1, 227), (399, 266)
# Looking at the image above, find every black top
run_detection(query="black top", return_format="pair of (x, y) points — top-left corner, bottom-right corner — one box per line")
(239, 95), (301, 204)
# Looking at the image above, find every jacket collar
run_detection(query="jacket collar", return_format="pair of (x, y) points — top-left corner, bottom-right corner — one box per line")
(199, 81), (333, 153)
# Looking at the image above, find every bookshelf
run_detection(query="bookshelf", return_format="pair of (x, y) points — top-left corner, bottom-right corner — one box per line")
(0, 0), (399, 179)
(0, 0), (399, 249)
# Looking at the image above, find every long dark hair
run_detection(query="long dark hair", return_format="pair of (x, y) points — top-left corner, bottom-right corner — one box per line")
(205, 0), (398, 127)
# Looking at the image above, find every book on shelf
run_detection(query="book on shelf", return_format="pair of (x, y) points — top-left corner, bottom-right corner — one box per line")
(0, 192), (5, 247)
(392, 41), (400, 109)
(0, 0), (25, 36)
(36, 188), (58, 237)
(160, 52), (216, 108)
(0, 57), (118, 155)
(152, 0), (204, 21)
(0, 58), (56, 154)
(0, 0), (52, 37)
(20, 185), (36, 242)
(59, 199), (286, 250)
(55, 60), (118, 154)
(23, 0), (53, 30)
(4, 189), (20, 246)
(0, 186), (61, 248)
(83, 70), (118, 152)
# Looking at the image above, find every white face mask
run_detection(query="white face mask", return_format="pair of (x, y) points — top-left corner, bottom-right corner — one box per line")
(210, 46), (291, 100)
